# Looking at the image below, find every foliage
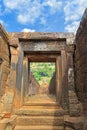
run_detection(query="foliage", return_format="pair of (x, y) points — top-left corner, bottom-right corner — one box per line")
(30, 62), (55, 85)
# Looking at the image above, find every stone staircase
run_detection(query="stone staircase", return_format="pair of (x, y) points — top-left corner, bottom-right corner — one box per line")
(14, 95), (66, 130)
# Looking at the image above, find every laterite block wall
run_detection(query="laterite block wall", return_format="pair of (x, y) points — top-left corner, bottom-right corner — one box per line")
(75, 8), (87, 114)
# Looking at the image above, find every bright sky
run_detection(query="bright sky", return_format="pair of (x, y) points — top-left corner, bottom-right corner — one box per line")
(0, 0), (87, 32)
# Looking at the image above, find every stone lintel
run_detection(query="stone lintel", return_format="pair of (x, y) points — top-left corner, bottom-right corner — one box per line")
(8, 32), (75, 47)
(27, 54), (57, 62)
(9, 32), (74, 39)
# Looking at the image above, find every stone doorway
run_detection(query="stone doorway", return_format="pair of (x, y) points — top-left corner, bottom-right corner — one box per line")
(16, 36), (70, 109)
(26, 61), (56, 103)
(20, 52), (62, 105)
(29, 62), (55, 95)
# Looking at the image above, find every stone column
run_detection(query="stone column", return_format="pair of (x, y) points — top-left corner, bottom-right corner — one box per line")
(10, 47), (18, 89)
(56, 55), (62, 105)
(21, 57), (29, 105)
(61, 50), (69, 109)
(8, 47), (18, 112)
(61, 50), (66, 77)
(16, 47), (23, 93)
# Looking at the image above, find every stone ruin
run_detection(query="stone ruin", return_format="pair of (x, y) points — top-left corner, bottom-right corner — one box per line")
(28, 72), (40, 96)
(0, 8), (87, 130)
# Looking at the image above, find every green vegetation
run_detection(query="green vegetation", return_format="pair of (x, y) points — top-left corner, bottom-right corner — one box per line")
(30, 62), (55, 85)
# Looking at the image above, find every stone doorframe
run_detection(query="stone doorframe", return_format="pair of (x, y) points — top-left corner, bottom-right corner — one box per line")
(16, 40), (66, 106)
(19, 52), (62, 106)
(16, 35), (75, 113)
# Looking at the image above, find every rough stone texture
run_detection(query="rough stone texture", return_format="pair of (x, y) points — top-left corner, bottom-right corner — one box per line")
(0, 38), (10, 97)
(0, 24), (10, 114)
(21, 40), (66, 52)
(28, 72), (40, 96)
(8, 32), (75, 47)
(0, 115), (17, 130)
(1, 92), (14, 112)
(49, 72), (56, 95)
(8, 47), (21, 111)
(75, 8), (87, 115)
(68, 68), (83, 116)
(64, 115), (86, 130)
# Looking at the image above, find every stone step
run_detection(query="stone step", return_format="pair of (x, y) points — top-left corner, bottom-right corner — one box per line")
(15, 108), (65, 116)
(16, 116), (64, 126)
(26, 95), (56, 102)
(14, 125), (73, 130)
(22, 104), (60, 109)
(14, 125), (64, 130)
(25, 102), (58, 106)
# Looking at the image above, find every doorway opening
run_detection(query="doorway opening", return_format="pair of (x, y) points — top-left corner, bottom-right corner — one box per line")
(27, 62), (56, 102)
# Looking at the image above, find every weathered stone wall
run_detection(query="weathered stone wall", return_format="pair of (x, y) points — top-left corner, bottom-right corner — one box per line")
(0, 25), (11, 113)
(66, 44), (83, 116)
(75, 8), (87, 114)
(0, 38), (10, 97)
